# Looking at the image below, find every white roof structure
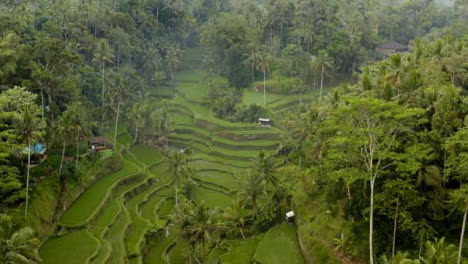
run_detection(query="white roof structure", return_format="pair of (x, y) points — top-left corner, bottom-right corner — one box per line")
(286, 211), (295, 218)
(258, 118), (271, 122)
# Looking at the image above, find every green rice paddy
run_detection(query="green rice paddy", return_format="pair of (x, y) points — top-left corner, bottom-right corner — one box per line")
(39, 61), (317, 263)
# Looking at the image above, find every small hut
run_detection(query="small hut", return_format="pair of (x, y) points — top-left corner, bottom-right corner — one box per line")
(286, 210), (295, 222)
(88, 137), (108, 151)
(258, 118), (272, 127)
(22, 143), (47, 164)
(376, 41), (408, 57)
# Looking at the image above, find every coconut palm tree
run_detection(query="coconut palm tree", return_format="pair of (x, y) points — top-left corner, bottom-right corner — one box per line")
(314, 50), (334, 101)
(64, 102), (92, 174)
(223, 196), (246, 239)
(242, 173), (265, 217)
(167, 149), (190, 206)
(55, 115), (75, 181)
(449, 186), (468, 264)
(254, 151), (277, 186)
(16, 105), (45, 220)
(185, 202), (222, 260)
(0, 214), (41, 263)
(244, 43), (261, 88)
(165, 47), (181, 84)
(420, 237), (458, 264)
(92, 39), (114, 135)
(256, 49), (271, 107)
(107, 71), (129, 149)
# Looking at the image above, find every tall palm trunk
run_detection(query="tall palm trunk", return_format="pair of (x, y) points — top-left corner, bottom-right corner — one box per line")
(320, 64), (324, 102)
(369, 176), (375, 264)
(132, 125), (138, 146)
(25, 137), (31, 220)
(263, 70), (266, 107)
(392, 199), (399, 263)
(75, 132), (80, 173)
(174, 170), (178, 206)
(113, 102), (120, 149)
(251, 64), (255, 89)
(59, 140), (66, 181)
(100, 65), (106, 135)
(457, 205), (467, 264)
(239, 223), (245, 239)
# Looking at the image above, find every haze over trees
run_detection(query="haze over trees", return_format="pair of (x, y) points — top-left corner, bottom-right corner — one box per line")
(0, 0), (467, 263)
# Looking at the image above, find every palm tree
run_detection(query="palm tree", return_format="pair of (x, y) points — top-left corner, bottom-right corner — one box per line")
(244, 43), (261, 89)
(379, 251), (418, 264)
(256, 50), (271, 107)
(108, 71), (128, 149)
(185, 202), (222, 260)
(167, 149), (190, 206)
(55, 115), (75, 181)
(420, 237), (458, 264)
(64, 102), (92, 174)
(128, 104), (144, 146)
(314, 50), (334, 101)
(165, 47), (181, 84)
(92, 39), (114, 135)
(242, 173), (265, 217)
(254, 151), (277, 186)
(449, 186), (468, 264)
(16, 106), (45, 220)
(223, 195), (246, 239)
(0, 214), (41, 263)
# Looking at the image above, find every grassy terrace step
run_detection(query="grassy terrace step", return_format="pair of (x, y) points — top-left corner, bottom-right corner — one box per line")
(60, 157), (139, 227)
(105, 201), (131, 264)
(126, 177), (171, 260)
(191, 153), (254, 168)
(89, 200), (121, 264)
(40, 230), (100, 264)
(195, 170), (240, 190)
(90, 239), (111, 264)
(144, 233), (177, 264)
(220, 235), (264, 264)
(171, 132), (279, 150)
(193, 186), (231, 208)
(130, 144), (164, 166)
(252, 223), (305, 264)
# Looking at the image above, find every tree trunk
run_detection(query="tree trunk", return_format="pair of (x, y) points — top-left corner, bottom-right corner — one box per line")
(263, 70), (266, 107)
(369, 177), (375, 264)
(132, 125), (138, 146)
(40, 87), (45, 118)
(251, 64), (255, 89)
(59, 140), (66, 181)
(392, 199), (399, 264)
(320, 64), (324, 102)
(75, 132), (80, 174)
(239, 224), (246, 239)
(101, 65), (106, 135)
(25, 137), (31, 220)
(113, 102), (120, 149)
(457, 205), (467, 264)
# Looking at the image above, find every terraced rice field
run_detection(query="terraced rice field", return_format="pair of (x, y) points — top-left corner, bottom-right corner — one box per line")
(39, 60), (312, 263)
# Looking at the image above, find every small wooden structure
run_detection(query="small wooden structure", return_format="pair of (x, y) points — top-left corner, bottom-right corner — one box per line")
(286, 210), (295, 222)
(376, 41), (408, 57)
(88, 137), (108, 151)
(258, 118), (272, 127)
(22, 143), (47, 164)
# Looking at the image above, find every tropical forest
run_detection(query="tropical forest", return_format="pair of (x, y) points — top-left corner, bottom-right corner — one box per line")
(0, 0), (467, 263)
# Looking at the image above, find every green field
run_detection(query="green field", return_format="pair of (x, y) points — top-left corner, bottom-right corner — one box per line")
(39, 59), (315, 263)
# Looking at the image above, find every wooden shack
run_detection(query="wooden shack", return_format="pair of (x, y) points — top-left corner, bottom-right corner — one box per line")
(376, 41), (408, 57)
(258, 118), (272, 127)
(88, 137), (108, 151)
